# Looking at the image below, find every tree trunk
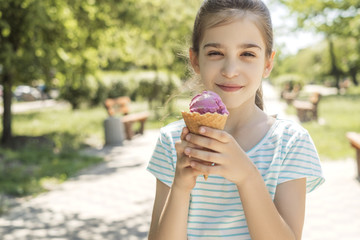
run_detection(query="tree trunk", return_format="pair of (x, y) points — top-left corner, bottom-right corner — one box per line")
(1, 73), (13, 146)
(328, 37), (342, 90)
(349, 68), (359, 86)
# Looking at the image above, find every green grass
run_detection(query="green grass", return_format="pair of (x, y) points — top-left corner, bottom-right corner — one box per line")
(0, 97), (191, 198)
(286, 94), (360, 160)
(0, 107), (110, 197)
(12, 107), (107, 148)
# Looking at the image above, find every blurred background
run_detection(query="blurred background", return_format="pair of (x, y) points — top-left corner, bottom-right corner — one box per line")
(0, 0), (359, 239)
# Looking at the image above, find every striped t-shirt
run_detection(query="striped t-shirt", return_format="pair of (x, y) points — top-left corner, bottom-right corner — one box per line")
(147, 118), (324, 239)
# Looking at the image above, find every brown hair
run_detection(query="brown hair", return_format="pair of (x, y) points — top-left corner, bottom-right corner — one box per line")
(191, 0), (273, 110)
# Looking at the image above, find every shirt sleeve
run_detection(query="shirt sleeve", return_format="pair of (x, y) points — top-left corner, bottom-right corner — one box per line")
(146, 129), (176, 187)
(279, 130), (325, 193)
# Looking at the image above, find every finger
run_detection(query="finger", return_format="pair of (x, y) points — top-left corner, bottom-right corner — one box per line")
(190, 160), (221, 176)
(181, 127), (189, 141)
(198, 126), (231, 143)
(175, 140), (185, 153)
(185, 147), (222, 164)
(185, 133), (223, 153)
(176, 138), (201, 159)
(176, 155), (192, 168)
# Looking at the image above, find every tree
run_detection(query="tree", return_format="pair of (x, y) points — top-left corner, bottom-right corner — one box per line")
(279, 0), (360, 87)
(0, 0), (67, 145)
(0, 0), (117, 144)
(0, 0), (201, 146)
(106, 0), (200, 77)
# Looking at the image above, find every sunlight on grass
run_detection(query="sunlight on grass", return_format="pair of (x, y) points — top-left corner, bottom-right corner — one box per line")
(0, 107), (108, 197)
(287, 95), (360, 160)
(12, 107), (108, 143)
(0, 98), (192, 197)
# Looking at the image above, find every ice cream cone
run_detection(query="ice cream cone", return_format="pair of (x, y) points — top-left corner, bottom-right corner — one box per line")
(182, 111), (228, 181)
(181, 111), (228, 135)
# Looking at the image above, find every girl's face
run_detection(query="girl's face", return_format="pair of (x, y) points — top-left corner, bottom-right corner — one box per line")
(190, 17), (274, 110)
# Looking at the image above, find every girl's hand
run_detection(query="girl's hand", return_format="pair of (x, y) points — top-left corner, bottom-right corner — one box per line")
(173, 127), (203, 193)
(183, 126), (256, 186)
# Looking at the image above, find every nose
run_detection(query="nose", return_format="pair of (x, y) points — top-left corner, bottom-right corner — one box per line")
(221, 57), (240, 79)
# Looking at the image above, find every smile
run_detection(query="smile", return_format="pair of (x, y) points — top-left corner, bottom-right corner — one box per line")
(216, 84), (244, 92)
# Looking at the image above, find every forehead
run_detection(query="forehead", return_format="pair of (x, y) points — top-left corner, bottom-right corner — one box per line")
(201, 18), (265, 48)
(200, 17), (266, 50)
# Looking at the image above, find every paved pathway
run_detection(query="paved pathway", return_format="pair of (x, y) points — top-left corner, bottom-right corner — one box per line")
(0, 131), (158, 240)
(0, 99), (69, 114)
(1, 82), (360, 239)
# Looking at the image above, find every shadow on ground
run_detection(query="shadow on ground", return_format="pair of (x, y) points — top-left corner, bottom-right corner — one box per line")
(0, 206), (151, 240)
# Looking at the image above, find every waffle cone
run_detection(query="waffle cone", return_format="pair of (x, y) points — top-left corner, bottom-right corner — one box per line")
(181, 111), (228, 134)
(181, 111), (228, 181)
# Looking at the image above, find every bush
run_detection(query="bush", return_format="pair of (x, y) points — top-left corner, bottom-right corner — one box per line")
(59, 70), (183, 110)
(273, 74), (305, 91)
(107, 81), (130, 99)
(90, 81), (108, 107)
(60, 84), (93, 109)
(101, 70), (182, 111)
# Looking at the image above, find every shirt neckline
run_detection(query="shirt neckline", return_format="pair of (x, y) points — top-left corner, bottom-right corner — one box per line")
(245, 119), (279, 155)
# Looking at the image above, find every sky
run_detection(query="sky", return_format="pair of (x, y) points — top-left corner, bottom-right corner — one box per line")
(264, 0), (324, 55)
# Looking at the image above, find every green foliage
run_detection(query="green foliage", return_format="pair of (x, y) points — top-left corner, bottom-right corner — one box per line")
(110, 0), (201, 75)
(273, 41), (330, 85)
(273, 35), (360, 88)
(107, 81), (130, 99)
(100, 70), (182, 113)
(278, 0), (360, 87)
(0, 0), (201, 144)
(280, 0), (360, 37)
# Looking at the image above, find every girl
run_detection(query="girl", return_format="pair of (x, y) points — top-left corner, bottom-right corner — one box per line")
(147, 0), (324, 239)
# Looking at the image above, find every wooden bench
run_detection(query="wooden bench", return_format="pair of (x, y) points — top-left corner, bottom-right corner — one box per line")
(282, 91), (299, 105)
(281, 83), (301, 105)
(104, 97), (149, 140)
(293, 92), (321, 122)
(346, 132), (360, 181)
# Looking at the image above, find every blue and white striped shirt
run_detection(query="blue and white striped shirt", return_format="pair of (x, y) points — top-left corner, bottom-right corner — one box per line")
(147, 118), (324, 239)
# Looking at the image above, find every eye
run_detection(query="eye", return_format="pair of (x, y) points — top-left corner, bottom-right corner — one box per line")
(207, 51), (223, 56)
(241, 52), (256, 57)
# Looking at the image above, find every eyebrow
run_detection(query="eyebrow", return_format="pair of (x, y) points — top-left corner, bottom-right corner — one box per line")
(203, 42), (262, 50)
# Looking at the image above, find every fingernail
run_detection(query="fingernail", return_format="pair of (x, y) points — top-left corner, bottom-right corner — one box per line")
(185, 147), (191, 155)
(199, 127), (205, 134)
(185, 135), (191, 141)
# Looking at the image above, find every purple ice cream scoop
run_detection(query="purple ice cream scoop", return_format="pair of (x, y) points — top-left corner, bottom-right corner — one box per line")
(189, 91), (229, 115)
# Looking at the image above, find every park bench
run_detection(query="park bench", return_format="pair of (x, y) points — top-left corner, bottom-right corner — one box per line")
(281, 84), (301, 105)
(292, 92), (321, 122)
(282, 90), (299, 105)
(104, 97), (150, 140)
(346, 132), (360, 181)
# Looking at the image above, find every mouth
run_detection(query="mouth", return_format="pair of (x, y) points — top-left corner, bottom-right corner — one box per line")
(216, 84), (244, 92)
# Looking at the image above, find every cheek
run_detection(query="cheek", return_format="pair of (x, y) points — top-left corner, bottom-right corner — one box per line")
(199, 63), (218, 84)
(244, 61), (266, 81)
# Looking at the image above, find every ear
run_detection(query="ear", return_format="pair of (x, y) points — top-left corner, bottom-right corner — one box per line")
(189, 48), (200, 74)
(263, 51), (276, 78)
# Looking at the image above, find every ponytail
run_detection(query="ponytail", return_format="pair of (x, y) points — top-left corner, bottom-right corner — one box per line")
(255, 85), (264, 110)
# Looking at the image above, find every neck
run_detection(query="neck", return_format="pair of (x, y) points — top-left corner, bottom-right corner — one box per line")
(225, 102), (265, 136)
